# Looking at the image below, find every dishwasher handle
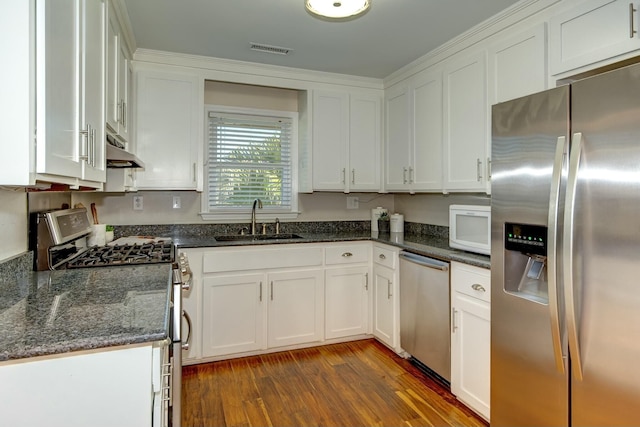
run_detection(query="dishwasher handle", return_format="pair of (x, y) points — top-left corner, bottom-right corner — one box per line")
(399, 251), (449, 271)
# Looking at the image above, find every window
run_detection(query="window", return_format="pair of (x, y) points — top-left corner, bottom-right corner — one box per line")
(202, 106), (298, 220)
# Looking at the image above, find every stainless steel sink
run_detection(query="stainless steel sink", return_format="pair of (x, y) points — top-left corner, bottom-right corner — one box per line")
(214, 233), (303, 242)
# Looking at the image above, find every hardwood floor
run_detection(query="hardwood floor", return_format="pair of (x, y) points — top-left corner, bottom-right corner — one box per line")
(181, 339), (488, 427)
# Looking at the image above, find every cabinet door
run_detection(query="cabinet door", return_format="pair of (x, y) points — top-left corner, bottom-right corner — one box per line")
(489, 24), (547, 104)
(372, 264), (397, 349)
(451, 291), (491, 420)
(443, 50), (488, 192)
(35, 0), (83, 179)
(201, 274), (266, 357)
(105, 4), (119, 134)
(117, 45), (131, 142)
(312, 91), (348, 191)
(411, 69), (443, 191)
(80, 0), (106, 183)
(550, 0), (640, 75)
(325, 266), (369, 339)
(267, 269), (324, 348)
(385, 85), (411, 191)
(349, 94), (381, 191)
(135, 67), (203, 190)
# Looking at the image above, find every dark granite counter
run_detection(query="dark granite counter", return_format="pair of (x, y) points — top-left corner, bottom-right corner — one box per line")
(173, 231), (490, 269)
(0, 263), (172, 362)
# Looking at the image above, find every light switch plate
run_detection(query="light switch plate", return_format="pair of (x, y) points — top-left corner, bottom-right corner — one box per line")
(133, 195), (143, 210)
(173, 196), (181, 209)
(346, 196), (359, 209)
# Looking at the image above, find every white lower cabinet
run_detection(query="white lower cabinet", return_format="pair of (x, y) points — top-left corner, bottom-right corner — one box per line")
(450, 261), (491, 421)
(325, 266), (370, 339)
(372, 244), (400, 351)
(0, 344), (161, 427)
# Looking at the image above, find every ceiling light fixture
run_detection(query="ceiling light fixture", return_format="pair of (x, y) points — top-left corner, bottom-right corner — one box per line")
(305, 0), (371, 21)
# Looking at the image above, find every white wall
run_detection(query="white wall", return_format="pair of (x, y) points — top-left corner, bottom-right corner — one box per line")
(394, 193), (490, 226)
(0, 189), (28, 261)
(71, 191), (395, 225)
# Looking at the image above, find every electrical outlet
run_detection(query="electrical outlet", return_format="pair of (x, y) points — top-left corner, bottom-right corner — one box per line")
(133, 195), (143, 210)
(346, 196), (359, 209)
(172, 196), (181, 209)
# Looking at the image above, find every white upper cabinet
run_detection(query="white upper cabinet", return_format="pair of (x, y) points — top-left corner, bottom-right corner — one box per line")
(106, 2), (131, 144)
(550, 0), (640, 75)
(37, 0), (106, 187)
(134, 64), (203, 190)
(385, 68), (443, 193)
(312, 90), (381, 192)
(488, 23), (548, 104)
(1, 0), (105, 188)
(443, 50), (489, 193)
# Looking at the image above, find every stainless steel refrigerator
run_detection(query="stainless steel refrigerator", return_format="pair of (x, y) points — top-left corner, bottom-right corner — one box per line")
(491, 62), (640, 426)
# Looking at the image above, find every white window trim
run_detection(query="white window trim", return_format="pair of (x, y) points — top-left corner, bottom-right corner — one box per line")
(200, 104), (299, 221)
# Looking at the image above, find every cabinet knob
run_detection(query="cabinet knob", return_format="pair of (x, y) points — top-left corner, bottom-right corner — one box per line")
(342, 252), (353, 257)
(378, 253), (386, 260)
(471, 283), (486, 292)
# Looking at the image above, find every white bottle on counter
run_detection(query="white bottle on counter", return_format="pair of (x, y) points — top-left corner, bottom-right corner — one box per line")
(390, 213), (404, 233)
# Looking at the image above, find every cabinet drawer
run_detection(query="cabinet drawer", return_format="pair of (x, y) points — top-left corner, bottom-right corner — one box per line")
(451, 261), (491, 303)
(372, 245), (396, 269)
(325, 244), (370, 265)
(203, 245), (323, 273)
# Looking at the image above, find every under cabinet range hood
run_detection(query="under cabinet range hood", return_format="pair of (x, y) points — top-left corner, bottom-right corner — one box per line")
(106, 136), (145, 169)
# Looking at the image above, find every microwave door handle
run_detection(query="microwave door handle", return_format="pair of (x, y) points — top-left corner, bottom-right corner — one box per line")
(547, 135), (567, 374)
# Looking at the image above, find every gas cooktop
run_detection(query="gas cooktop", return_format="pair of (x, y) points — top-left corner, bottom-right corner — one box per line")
(67, 240), (174, 268)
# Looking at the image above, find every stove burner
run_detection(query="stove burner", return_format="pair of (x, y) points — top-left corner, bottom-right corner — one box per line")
(67, 240), (174, 268)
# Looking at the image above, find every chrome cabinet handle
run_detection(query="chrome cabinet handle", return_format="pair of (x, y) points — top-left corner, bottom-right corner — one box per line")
(342, 252), (353, 257)
(79, 124), (91, 161)
(378, 253), (386, 260)
(631, 3), (637, 38)
(487, 157), (492, 181)
(403, 167), (408, 184)
(270, 281), (274, 301)
(181, 309), (192, 351)
(408, 167), (414, 184)
(476, 158), (483, 181)
(365, 272), (368, 290)
(342, 168), (346, 184)
(259, 281), (263, 302)
(387, 280), (392, 299)
(471, 283), (486, 292)
(352, 168), (355, 184)
(122, 101), (127, 128)
(452, 307), (458, 333)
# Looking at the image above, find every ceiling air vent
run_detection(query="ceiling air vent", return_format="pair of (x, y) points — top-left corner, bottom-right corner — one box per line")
(250, 43), (292, 56)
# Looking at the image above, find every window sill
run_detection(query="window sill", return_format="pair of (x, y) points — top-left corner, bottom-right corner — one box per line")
(199, 212), (300, 222)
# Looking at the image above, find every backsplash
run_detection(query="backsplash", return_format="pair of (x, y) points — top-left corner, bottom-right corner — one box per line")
(114, 221), (448, 239)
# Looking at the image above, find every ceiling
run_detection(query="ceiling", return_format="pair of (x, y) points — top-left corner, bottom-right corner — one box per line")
(122, 0), (520, 79)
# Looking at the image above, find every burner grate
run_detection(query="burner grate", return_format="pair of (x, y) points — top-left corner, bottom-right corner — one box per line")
(67, 240), (174, 268)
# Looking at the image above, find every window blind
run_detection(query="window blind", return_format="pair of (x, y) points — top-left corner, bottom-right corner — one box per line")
(206, 111), (293, 211)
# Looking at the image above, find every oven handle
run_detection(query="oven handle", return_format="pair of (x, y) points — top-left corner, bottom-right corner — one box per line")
(182, 309), (192, 351)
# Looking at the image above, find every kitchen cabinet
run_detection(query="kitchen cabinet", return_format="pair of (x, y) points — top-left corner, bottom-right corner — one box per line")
(372, 244), (400, 351)
(106, 2), (131, 144)
(443, 50), (489, 193)
(134, 64), (203, 190)
(189, 244), (324, 360)
(0, 343), (162, 427)
(2, 0), (107, 188)
(550, 0), (640, 75)
(324, 243), (372, 339)
(385, 68), (443, 192)
(450, 261), (491, 421)
(488, 23), (548, 104)
(312, 90), (382, 192)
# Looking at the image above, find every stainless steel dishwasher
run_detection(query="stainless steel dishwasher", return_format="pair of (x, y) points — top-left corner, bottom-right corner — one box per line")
(399, 251), (451, 384)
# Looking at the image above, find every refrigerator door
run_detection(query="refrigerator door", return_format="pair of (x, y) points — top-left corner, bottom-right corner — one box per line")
(491, 86), (569, 426)
(567, 63), (640, 426)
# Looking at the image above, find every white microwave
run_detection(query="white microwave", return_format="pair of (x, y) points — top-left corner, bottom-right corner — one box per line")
(449, 204), (491, 255)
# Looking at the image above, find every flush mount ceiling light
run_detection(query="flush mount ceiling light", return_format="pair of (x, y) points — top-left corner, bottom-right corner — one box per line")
(305, 0), (371, 20)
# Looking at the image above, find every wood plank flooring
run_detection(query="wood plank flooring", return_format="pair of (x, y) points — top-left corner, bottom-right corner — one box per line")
(181, 339), (488, 427)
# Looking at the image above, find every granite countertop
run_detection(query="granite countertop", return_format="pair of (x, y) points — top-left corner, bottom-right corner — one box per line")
(173, 231), (490, 269)
(0, 264), (173, 362)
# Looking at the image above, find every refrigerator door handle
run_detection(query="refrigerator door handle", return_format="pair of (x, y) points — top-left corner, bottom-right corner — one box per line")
(564, 131), (584, 381)
(547, 135), (567, 374)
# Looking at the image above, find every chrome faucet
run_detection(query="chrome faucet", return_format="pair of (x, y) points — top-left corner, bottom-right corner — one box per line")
(251, 198), (263, 235)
